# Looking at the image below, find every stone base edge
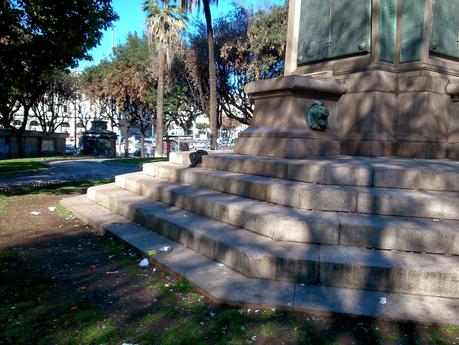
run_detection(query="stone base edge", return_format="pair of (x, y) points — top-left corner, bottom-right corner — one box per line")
(235, 137), (457, 160)
(60, 194), (459, 326)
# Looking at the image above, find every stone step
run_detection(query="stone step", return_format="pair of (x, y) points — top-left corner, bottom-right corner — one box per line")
(86, 184), (459, 298)
(116, 172), (459, 255)
(60, 194), (459, 325)
(116, 172), (340, 246)
(143, 162), (459, 220)
(201, 153), (459, 191)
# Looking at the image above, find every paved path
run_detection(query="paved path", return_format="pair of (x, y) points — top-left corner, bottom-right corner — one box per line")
(0, 159), (141, 185)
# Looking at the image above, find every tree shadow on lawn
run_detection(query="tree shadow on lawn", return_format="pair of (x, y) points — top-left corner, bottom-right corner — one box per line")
(0, 228), (457, 345)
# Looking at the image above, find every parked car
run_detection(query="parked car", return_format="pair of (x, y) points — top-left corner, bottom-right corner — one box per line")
(65, 145), (77, 154)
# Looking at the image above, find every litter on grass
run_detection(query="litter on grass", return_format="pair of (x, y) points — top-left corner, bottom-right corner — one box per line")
(30, 211), (41, 216)
(139, 258), (149, 268)
(48, 206), (56, 212)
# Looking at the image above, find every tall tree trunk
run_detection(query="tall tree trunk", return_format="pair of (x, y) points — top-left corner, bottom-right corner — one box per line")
(140, 130), (145, 158)
(203, 0), (218, 150)
(17, 104), (31, 158)
(124, 125), (129, 157)
(156, 53), (165, 157)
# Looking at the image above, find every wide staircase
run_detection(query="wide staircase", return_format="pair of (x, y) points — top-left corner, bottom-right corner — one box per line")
(62, 152), (459, 324)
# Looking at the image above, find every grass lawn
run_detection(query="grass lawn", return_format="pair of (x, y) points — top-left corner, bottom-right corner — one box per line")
(0, 185), (458, 344)
(101, 157), (168, 166)
(0, 179), (111, 214)
(0, 156), (78, 174)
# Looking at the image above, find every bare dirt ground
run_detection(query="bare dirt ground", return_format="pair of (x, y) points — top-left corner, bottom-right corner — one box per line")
(0, 189), (458, 345)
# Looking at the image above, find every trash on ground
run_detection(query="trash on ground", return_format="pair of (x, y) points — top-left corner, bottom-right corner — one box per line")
(217, 263), (225, 268)
(251, 335), (257, 342)
(106, 271), (119, 275)
(159, 246), (171, 253)
(48, 206), (56, 212)
(30, 211), (41, 216)
(147, 249), (157, 255)
(379, 296), (387, 305)
(139, 258), (149, 268)
(433, 218), (440, 222)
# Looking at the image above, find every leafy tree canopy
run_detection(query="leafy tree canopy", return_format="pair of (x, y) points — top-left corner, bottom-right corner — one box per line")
(0, 0), (118, 130)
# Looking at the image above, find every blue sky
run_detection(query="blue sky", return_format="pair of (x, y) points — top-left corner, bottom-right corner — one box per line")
(77, 0), (284, 70)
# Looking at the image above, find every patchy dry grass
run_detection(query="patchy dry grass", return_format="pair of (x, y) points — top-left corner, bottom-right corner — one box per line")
(1, 189), (458, 345)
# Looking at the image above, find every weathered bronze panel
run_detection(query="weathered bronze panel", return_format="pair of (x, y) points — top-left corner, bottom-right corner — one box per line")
(400, 0), (425, 62)
(430, 0), (459, 60)
(379, 0), (398, 62)
(329, 0), (371, 58)
(297, 0), (331, 64)
(297, 0), (371, 65)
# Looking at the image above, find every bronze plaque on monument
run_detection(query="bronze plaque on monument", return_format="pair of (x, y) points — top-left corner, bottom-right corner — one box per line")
(400, 0), (425, 62)
(430, 0), (459, 60)
(297, 0), (371, 65)
(379, 0), (397, 62)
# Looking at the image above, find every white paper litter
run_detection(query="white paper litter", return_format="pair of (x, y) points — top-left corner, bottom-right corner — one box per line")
(251, 335), (257, 342)
(159, 246), (171, 253)
(378, 296), (387, 305)
(217, 263), (225, 268)
(30, 211), (41, 216)
(48, 206), (56, 212)
(139, 258), (149, 268)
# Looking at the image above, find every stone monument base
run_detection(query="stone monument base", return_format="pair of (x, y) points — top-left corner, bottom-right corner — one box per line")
(62, 151), (459, 324)
(235, 74), (459, 160)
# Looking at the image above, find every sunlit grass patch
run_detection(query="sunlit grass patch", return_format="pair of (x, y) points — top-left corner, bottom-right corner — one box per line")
(0, 195), (7, 214)
(53, 203), (74, 219)
(0, 157), (50, 173)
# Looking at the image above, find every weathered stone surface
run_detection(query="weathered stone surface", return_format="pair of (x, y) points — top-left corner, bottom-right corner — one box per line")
(294, 284), (459, 325)
(287, 159), (372, 186)
(356, 186), (459, 220)
(116, 172), (340, 245)
(268, 181), (357, 212)
(205, 154), (459, 190)
(319, 245), (459, 297)
(396, 92), (450, 142)
(87, 184), (321, 282)
(338, 213), (459, 255)
(202, 154), (288, 179)
(142, 162), (459, 219)
(66, 190), (459, 298)
(338, 91), (396, 141)
(373, 165), (459, 191)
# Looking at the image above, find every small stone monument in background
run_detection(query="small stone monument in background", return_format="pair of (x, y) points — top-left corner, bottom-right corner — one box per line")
(236, 0), (459, 159)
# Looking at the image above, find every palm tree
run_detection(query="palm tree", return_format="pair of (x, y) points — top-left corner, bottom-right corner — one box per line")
(179, 0), (218, 150)
(144, 0), (186, 157)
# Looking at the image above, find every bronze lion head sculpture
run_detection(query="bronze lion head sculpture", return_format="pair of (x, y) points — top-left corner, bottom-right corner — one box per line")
(305, 101), (329, 131)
